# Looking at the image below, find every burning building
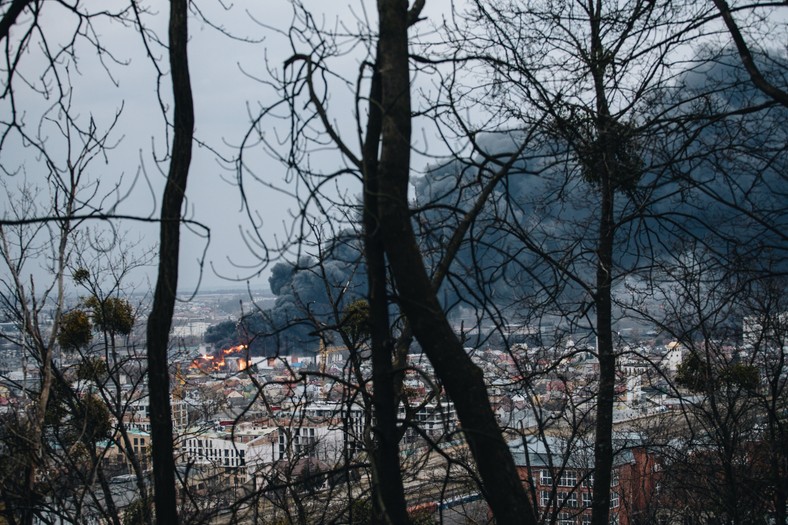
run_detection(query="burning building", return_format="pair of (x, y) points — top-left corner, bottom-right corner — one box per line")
(190, 344), (249, 373)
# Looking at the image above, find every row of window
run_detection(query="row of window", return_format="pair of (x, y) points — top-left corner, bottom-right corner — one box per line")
(541, 469), (583, 487)
(278, 427), (317, 459)
(185, 440), (246, 466)
(553, 512), (619, 525)
(539, 490), (619, 509)
(540, 469), (618, 488)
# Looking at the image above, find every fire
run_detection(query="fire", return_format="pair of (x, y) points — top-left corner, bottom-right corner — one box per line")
(190, 344), (249, 372)
(223, 344), (246, 355)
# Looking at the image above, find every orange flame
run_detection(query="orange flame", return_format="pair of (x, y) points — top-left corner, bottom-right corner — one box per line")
(223, 344), (247, 355)
(190, 344), (249, 372)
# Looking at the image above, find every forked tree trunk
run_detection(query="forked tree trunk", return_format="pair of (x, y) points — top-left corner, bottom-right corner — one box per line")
(374, 2), (538, 524)
(362, 37), (410, 525)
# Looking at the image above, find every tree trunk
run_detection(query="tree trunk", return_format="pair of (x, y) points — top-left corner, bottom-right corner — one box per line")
(589, 3), (618, 520)
(0, 0), (33, 42)
(374, 2), (537, 524)
(591, 180), (615, 525)
(363, 36), (410, 525)
(145, 0), (193, 523)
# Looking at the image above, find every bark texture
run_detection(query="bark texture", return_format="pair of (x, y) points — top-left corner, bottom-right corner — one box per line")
(0, 0), (34, 42)
(363, 37), (410, 525)
(374, 2), (537, 523)
(145, 0), (193, 523)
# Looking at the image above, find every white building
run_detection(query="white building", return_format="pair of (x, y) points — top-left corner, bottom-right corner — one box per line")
(663, 341), (685, 374)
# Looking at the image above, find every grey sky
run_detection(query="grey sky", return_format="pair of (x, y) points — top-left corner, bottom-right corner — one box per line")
(7, 0), (780, 300)
(1, 1), (430, 295)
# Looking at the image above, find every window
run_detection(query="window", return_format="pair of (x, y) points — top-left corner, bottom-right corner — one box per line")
(294, 427), (317, 454)
(540, 469), (553, 485)
(582, 513), (592, 525)
(582, 474), (594, 488)
(541, 490), (551, 507)
(558, 512), (574, 525)
(610, 491), (619, 509)
(278, 431), (286, 459)
(583, 492), (592, 508)
(559, 470), (577, 487)
(563, 492), (578, 508)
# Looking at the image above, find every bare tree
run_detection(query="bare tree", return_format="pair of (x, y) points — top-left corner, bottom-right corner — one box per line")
(429, 1), (780, 522)
(236, 1), (545, 522)
(373, 2), (538, 524)
(67, 233), (154, 525)
(0, 0), (202, 521)
(710, 0), (788, 107)
(1, 0), (773, 522)
(0, 68), (124, 523)
(639, 251), (786, 524)
(144, 0), (194, 522)
(0, 120), (161, 525)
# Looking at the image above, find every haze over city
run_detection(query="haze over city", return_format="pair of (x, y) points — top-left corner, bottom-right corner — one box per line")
(1, 1), (786, 525)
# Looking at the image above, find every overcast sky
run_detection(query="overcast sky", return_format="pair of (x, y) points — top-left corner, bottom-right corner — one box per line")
(6, 1), (782, 300)
(0, 1), (454, 297)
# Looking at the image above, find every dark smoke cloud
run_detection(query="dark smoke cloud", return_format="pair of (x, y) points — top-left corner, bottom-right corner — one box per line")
(210, 48), (786, 352)
(212, 232), (367, 356)
(411, 48), (786, 329)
